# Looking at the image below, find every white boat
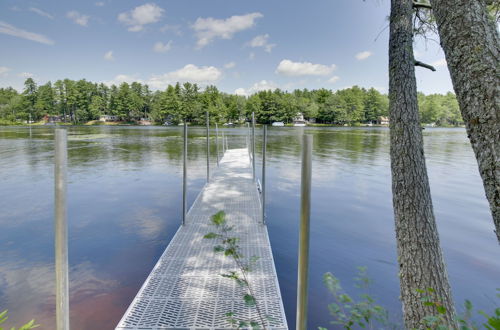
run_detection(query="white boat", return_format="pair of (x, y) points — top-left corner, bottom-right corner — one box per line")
(293, 121), (307, 127)
(272, 121), (285, 127)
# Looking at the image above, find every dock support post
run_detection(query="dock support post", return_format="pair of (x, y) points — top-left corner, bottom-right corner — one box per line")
(54, 128), (69, 330)
(252, 112), (256, 181)
(261, 125), (267, 224)
(215, 123), (219, 166)
(222, 131), (225, 154)
(296, 134), (312, 330)
(206, 112), (210, 183)
(182, 122), (187, 225)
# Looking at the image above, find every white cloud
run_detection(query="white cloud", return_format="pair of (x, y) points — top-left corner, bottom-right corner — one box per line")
(0, 66), (11, 76)
(67, 11), (90, 26)
(0, 21), (54, 45)
(276, 59), (336, 76)
(104, 50), (114, 61)
(192, 12), (263, 48)
(432, 58), (447, 67)
(18, 72), (34, 78)
(249, 52), (255, 60)
(234, 80), (278, 96)
(104, 74), (143, 87)
(29, 7), (54, 19)
(147, 64), (222, 89)
(95, 2), (105, 6)
(248, 34), (275, 52)
(153, 41), (172, 53)
(224, 62), (236, 69)
(355, 51), (373, 60)
(118, 3), (164, 32)
(328, 76), (340, 83)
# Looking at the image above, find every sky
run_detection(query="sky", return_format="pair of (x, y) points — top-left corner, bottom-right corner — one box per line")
(0, 0), (454, 95)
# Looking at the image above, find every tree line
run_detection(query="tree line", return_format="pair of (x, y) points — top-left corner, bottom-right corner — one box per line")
(0, 78), (462, 126)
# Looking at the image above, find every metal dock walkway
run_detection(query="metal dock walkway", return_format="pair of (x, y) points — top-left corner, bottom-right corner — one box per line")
(116, 148), (288, 329)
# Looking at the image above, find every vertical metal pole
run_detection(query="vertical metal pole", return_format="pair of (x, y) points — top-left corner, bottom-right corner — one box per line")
(206, 112), (210, 183)
(215, 123), (219, 166)
(296, 134), (312, 330)
(251, 112), (256, 181)
(54, 128), (69, 330)
(261, 125), (267, 224)
(222, 131), (225, 154)
(29, 113), (32, 138)
(182, 123), (187, 225)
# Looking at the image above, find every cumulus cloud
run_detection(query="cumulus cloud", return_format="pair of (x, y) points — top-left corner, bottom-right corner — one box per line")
(234, 80), (278, 96)
(104, 74), (143, 87)
(328, 76), (340, 83)
(18, 72), (34, 78)
(104, 64), (222, 90)
(276, 59), (336, 76)
(248, 34), (275, 52)
(432, 58), (447, 67)
(67, 11), (90, 26)
(0, 21), (54, 45)
(153, 41), (172, 53)
(29, 7), (54, 19)
(118, 3), (164, 32)
(0, 66), (10, 76)
(192, 12), (263, 48)
(147, 64), (222, 89)
(104, 50), (114, 61)
(224, 62), (236, 69)
(355, 51), (372, 60)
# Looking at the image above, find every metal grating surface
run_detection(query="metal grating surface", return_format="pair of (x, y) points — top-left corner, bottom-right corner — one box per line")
(116, 148), (288, 330)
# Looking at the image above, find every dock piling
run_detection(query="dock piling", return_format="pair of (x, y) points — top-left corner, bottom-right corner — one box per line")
(215, 123), (219, 166)
(296, 134), (312, 330)
(54, 128), (69, 330)
(261, 125), (267, 224)
(252, 112), (256, 181)
(182, 122), (187, 225)
(206, 112), (209, 183)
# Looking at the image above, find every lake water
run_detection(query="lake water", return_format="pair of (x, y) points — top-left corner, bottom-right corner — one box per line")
(0, 126), (498, 329)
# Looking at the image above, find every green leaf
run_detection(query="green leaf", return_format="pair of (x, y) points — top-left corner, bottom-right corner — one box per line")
(211, 211), (226, 226)
(203, 232), (218, 239)
(436, 305), (447, 314)
(214, 245), (224, 253)
(244, 294), (256, 306)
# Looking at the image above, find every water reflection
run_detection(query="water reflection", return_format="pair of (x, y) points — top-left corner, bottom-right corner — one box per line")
(0, 126), (498, 329)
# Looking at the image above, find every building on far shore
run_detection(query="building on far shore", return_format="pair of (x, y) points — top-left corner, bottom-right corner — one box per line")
(378, 116), (389, 125)
(99, 115), (119, 122)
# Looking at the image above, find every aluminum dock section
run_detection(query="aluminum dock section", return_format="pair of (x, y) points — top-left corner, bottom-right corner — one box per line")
(116, 148), (288, 330)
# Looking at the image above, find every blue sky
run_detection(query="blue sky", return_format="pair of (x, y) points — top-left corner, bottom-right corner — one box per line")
(0, 0), (453, 95)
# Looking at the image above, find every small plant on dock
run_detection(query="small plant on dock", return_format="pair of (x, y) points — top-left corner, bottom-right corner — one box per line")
(204, 210), (266, 329)
(0, 310), (40, 330)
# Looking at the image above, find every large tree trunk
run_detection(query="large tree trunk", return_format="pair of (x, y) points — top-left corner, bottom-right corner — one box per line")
(388, 0), (456, 327)
(428, 0), (500, 242)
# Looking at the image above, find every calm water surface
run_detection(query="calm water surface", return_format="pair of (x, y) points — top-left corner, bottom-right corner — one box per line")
(0, 126), (498, 329)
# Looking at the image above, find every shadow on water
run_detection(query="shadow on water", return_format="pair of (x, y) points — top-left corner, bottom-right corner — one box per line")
(0, 126), (498, 329)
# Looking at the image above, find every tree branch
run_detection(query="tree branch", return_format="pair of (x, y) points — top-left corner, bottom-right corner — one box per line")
(414, 60), (436, 71)
(413, 1), (432, 9)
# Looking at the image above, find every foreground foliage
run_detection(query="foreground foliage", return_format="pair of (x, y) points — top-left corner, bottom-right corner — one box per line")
(320, 270), (500, 330)
(0, 310), (39, 330)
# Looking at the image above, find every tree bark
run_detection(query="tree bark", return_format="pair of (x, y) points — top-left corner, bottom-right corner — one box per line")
(389, 0), (456, 327)
(429, 0), (500, 243)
